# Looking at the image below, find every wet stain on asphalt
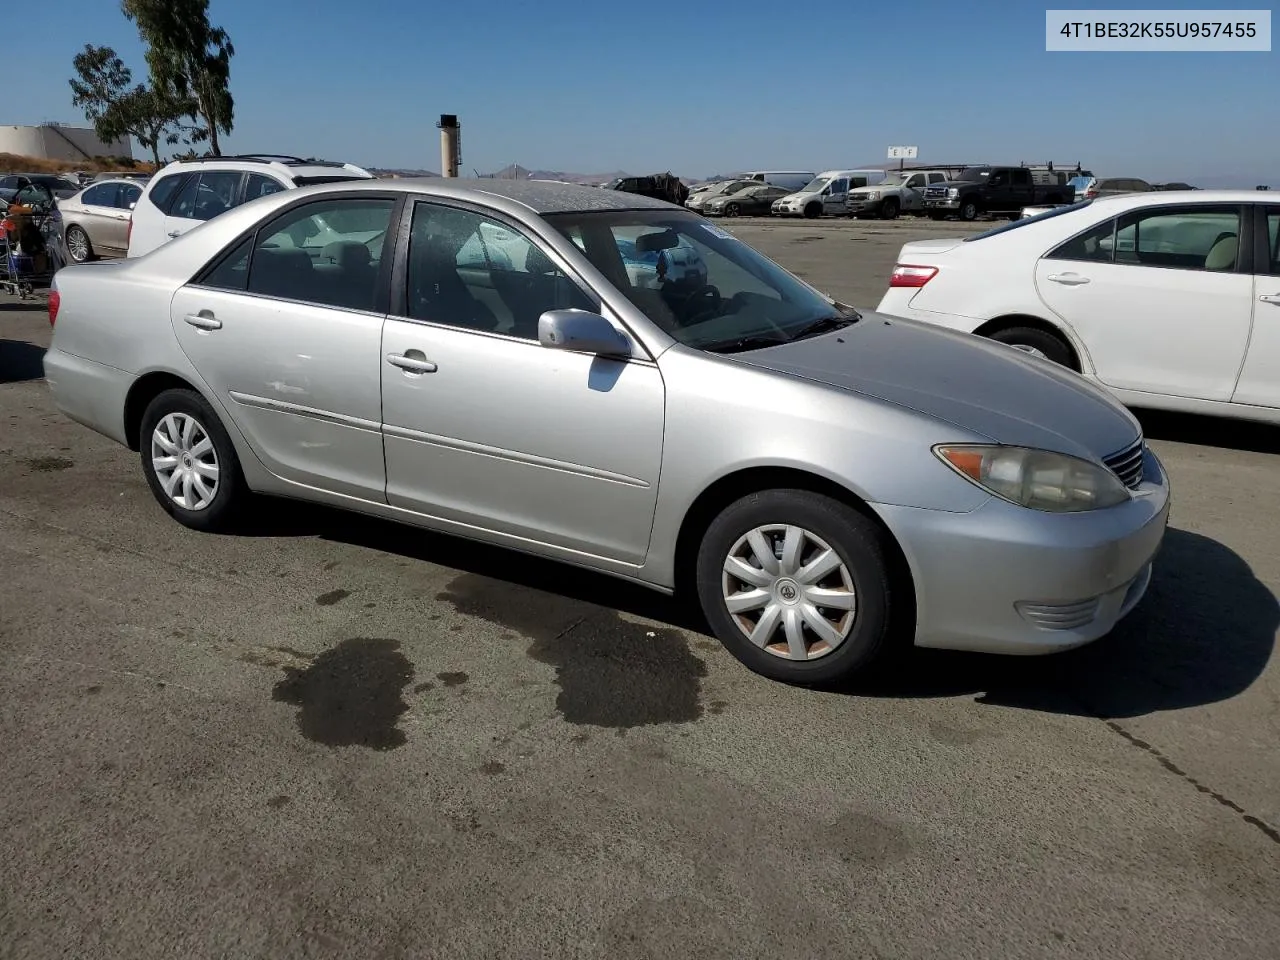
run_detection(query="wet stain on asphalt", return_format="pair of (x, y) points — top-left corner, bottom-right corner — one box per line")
(708, 700), (728, 715)
(322, 561), (340, 571)
(84, 685), (102, 695)
(272, 638), (413, 750)
(436, 671), (469, 687)
(267, 795), (291, 809)
(315, 589), (350, 606)
(825, 812), (916, 868)
(24, 456), (73, 472)
(413, 682), (434, 694)
(480, 760), (505, 775)
(437, 573), (707, 728)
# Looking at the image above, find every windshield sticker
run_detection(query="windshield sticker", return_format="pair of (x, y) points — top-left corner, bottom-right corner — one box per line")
(703, 223), (736, 241)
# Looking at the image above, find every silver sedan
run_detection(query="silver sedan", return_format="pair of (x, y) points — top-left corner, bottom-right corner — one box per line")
(42, 179), (1170, 686)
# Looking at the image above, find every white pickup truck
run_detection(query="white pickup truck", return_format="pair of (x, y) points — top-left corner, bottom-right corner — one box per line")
(845, 170), (954, 219)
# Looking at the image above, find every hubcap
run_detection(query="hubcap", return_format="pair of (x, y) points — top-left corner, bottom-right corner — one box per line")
(67, 229), (89, 261)
(150, 412), (219, 511)
(1010, 343), (1048, 360)
(721, 524), (857, 661)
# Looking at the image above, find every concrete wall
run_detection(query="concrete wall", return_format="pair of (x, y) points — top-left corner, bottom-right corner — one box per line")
(0, 125), (133, 162)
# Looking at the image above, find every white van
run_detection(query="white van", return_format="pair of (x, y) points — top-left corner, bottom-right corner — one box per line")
(741, 170), (816, 192)
(771, 169), (883, 218)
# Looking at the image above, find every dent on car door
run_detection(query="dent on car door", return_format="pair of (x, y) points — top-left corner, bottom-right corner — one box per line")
(380, 200), (666, 564)
(1035, 204), (1254, 399)
(170, 194), (401, 500)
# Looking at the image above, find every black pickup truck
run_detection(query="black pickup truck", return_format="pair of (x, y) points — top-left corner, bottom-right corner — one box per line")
(921, 165), (1076, 221)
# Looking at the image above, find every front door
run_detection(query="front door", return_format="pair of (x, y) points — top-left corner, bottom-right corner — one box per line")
(1233, 205), (1280, 408)
(164, 170), (245, 245)
(824, 177), (849, 214)
(1035, 202), (1254, 400)
(170, 193), (400, 500)
(380, 200), (665, 564)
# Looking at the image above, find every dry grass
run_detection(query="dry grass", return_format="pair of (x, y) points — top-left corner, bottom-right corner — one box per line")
(0, 153), (157, 176)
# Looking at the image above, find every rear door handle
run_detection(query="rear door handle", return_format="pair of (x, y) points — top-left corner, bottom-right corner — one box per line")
(184, 313), (222, 331)
(386, 353), (437, 374)
(1260, 294), (1280, 304)
(1046, 273), (1091, 286)
(167, 230), (183, 238)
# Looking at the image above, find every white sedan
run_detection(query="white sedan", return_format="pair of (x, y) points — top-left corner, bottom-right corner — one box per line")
(876, 191), (1280, 424)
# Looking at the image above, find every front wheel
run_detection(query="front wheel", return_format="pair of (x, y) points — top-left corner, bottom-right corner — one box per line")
(695, 490), (900, 685)
(139, 388), (248, 532)
(65, 225), (93, 263)
(958, 199), (979, 221)
(803, 202), (822, 219)
(724, 203), (740, 218)
(879, 198), (900, 220)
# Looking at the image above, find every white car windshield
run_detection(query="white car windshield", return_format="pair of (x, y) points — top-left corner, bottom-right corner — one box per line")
(875, 175), (908, 186)
(798, 177), (830, 194)
(545, 210), (859, 352)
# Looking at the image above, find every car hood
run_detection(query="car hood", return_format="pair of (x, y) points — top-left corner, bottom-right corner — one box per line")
(931, 179), (977, 189)
(732, 314), (1141, 460)
(779, 191), (816, 203)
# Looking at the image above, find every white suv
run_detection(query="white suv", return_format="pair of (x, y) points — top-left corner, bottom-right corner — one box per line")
(126, 154), (374, 258)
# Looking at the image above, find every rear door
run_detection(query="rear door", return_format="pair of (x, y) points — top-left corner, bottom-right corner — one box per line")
(902, 173), (927, 210)
(102, 182), (142, 253)
(164, 171), (245, 243)
(170, 192), (401, 500)
(1035, 202), (1254, 399)
(1233, 205), (1280, 408)
(824, 177), (849, 213)
(74, 183), (123, 252)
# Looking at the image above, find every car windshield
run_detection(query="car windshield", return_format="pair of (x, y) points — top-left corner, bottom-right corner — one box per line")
(958, 167), (991, 181)
(544, 209), (859, 353)
(962, 199), (1094, 241)
(875, 175), (908, 186)
(798, 177), (830, 194)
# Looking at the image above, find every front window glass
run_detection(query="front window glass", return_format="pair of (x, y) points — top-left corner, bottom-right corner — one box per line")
(544, 210), (857, 353)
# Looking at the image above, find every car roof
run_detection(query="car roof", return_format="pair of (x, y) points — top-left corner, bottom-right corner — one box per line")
(155, 155), (373, 181)
(293, 176), (683, 214)
(1085, 189), (1269, 211)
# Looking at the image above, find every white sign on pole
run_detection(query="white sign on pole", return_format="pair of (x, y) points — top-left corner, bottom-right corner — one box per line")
(887, 146), (919, 160)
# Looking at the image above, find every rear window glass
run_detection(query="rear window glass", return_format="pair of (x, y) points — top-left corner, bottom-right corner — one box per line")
(962, 200), (1094, 241)
(147, 173), (189, 213)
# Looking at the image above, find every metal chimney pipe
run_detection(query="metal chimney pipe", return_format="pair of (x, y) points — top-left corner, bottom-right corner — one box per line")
(437, 114), (460, 178)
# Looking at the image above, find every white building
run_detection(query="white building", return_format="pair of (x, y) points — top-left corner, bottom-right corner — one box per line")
(0, 123), (132, 163)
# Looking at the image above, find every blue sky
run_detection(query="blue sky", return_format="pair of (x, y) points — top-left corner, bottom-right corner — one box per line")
(13, 1), (1277, 184)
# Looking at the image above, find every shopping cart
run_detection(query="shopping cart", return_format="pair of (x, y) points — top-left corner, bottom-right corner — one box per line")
(1, 197), (65, 299)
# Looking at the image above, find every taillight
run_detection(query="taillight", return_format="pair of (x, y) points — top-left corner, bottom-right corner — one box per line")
(48, 290), (60, 327)
(889, 264), (938, 288)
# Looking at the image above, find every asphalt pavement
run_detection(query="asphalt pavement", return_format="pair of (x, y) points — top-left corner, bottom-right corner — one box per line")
(2, 216), (1278, 960)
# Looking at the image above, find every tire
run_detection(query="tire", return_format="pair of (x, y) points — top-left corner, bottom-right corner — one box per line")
(139, 388), (248, 532)
(879, 198), (900, 220)
(65, 225), (93, 263)
(725, 203), (740, 218)
(695, 489), (900, 686)
(803, 202), (822, 219)
(987, 326), (1075, 369)
(958, 199), (979, 221)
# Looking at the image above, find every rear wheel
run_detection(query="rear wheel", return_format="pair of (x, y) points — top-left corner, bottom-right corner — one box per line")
(696, 489), (899, 685)
(987, 326), (1075, 369)
(139, 388), (248, 532)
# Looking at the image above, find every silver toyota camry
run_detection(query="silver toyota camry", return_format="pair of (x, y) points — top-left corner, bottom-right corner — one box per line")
(42, 179), (1170, 686)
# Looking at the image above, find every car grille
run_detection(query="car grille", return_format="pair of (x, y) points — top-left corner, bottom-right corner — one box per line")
(1103, 438), (1145, 490)
(924, 187), (948, 199)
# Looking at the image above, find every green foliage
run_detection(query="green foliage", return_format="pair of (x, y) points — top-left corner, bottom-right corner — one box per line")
(68, 44), (190, 165)
(121, 0), (236, 157)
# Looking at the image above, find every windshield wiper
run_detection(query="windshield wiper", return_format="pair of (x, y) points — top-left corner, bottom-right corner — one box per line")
(788, 314), (859, 341)
(704, 334), (789, 354)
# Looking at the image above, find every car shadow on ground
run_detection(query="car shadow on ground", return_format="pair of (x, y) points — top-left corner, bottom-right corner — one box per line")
(239, 500), (1275, 720)
(1136, 408), (1280, 455)
(0, 338), (46, 384)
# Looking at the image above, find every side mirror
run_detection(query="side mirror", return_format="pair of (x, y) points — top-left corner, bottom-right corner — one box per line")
(129, 202), (136, 210)
(538, 309), (631, 358)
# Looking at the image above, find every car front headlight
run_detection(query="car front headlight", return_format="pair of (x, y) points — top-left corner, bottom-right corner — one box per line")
(946, 187), (959, 198)
(864, 191), (879, 200)
(934, 444), (1132, 512)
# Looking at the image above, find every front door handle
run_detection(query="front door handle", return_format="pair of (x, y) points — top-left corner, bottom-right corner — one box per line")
(1260, 294), (1280, 304)
(167, 230), (183, 238)
(386, 353), (437, 374)
(183, 312), (222, 331)
(1046, 273), (1091, 286)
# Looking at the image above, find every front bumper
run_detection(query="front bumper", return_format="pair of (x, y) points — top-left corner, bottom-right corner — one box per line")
(874, 446), (1171, 655)
(846, 197), (884, 215)
(922, 198), (960, 211)
(771, 202), (804, 216)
